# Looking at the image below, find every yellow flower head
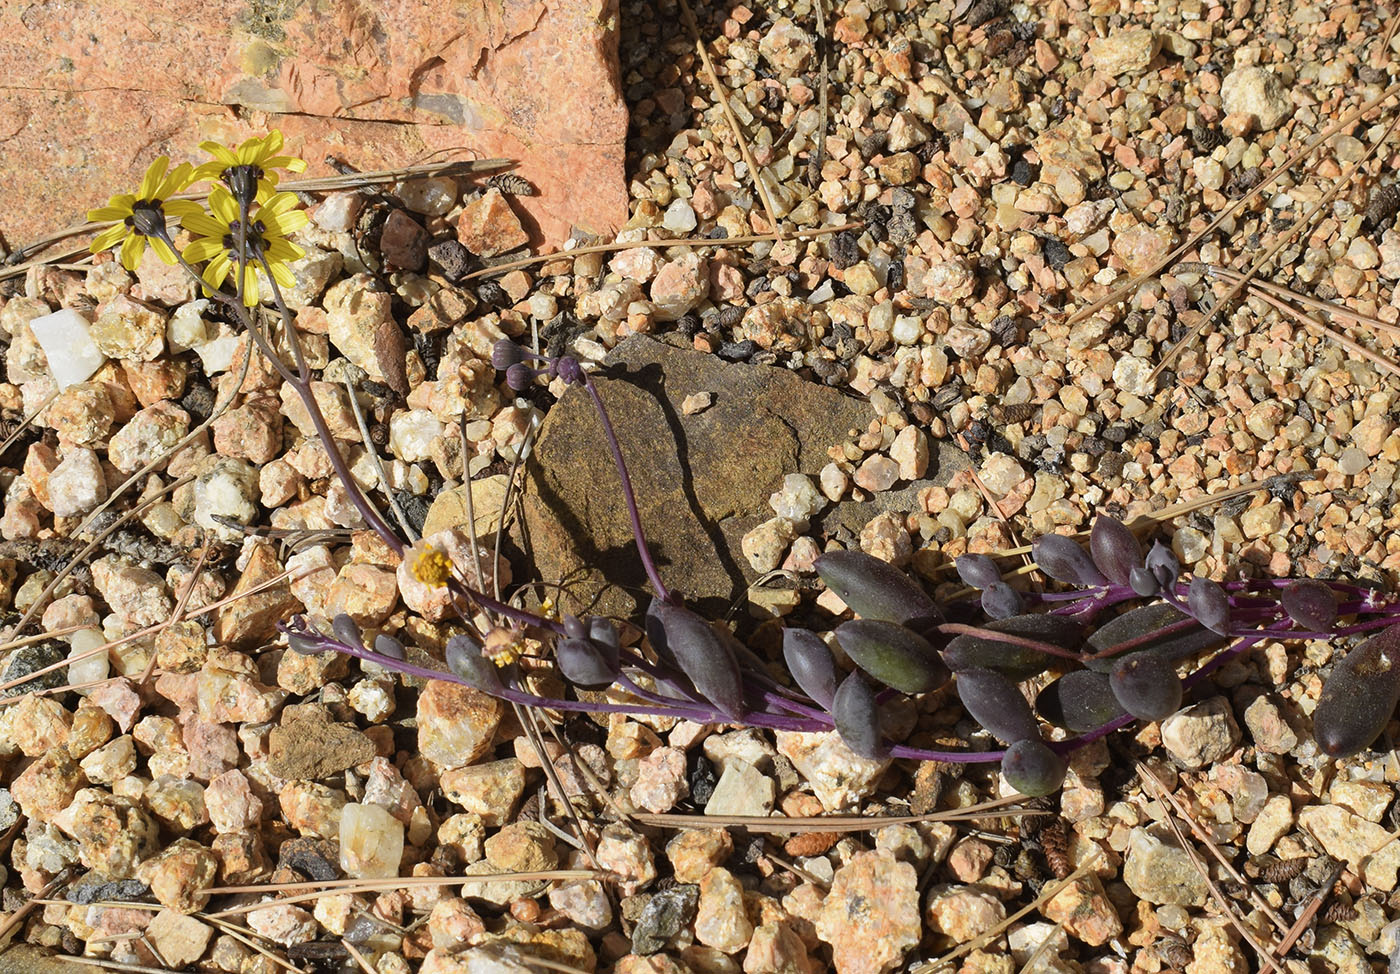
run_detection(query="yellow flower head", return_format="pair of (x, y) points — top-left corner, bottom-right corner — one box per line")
(87, 156), (203, 271)
(180, 185), (309, 307)
(191, 130), (307, 204)
(408, 543), (454, 588)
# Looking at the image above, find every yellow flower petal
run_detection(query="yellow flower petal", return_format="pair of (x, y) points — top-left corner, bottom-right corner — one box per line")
(182, 237), (225, 263)
(155, 162), (194, 201)
(264, 239), (303, 263)
(119, 233), (145, 271)
(259, 191), (300, 216)
(91, 225), (129, 253)
(200, 142), (239, 167)
(88, 203), (133, 223)
(264, 154), (307, 173)
(182, 212), (228, 239)
(241, 266), (261, 306)
(137, 157), (168, 201)
(208, 186), (239, 224)
(204, 253), (231, 291)
(271, 261), (296, 290)
(164, 199), (205, 221)
(149, 237), (178, 265)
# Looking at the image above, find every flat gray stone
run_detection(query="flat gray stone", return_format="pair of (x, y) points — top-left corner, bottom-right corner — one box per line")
(520, 336), (966, 619)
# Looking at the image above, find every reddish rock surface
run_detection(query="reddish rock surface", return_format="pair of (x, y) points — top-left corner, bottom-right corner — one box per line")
(0, 0), (626, 251)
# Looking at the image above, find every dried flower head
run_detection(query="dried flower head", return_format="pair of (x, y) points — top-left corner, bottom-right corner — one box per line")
(406, 540), (453, 588)
(483, 627), (527, 667)
(88, 156), (202, 270)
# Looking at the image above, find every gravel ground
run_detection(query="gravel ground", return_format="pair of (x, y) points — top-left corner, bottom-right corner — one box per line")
(5, 1), (1400, 973)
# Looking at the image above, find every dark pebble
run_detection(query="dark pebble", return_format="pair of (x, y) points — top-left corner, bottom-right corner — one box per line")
(631, 885), (699, 955)
(277, 836), (342, 882)
(1010, 157), (1036, 186)
(717, 340), (759, 362)
(66, 877), (150, 905)
(1102, 424), (1131, 444)
(829, 231), (862, 270)
(1, 643), (66, 698)
(688, 753), (718, 807)
(1042, 237), (1073, 271)
(428, 240), (473, 281)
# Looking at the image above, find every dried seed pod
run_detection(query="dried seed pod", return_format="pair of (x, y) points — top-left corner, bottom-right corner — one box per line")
(1322, 899), (1357, 924)
(1000, 738), (1066, 797)
(445, 634), (502, 693)
(834, 619), (950, 694)
(1366, 183), (1400, 229)
(832, 670), (887, 759)
(1252, 856), (1307, 883)
(942, 614), (1086, 680)
(1187, 576), (1231, 635)
(814, 550), (942, 630)
(1281, 580), (1338, 632)
(1032, 534), (1107, 587)
(1090, 516), (1143, 586)
(1039, 817), (1071, 880)
(1036, 669), (1125, 732)
(646, 601), (746, 719)
(782, 628), (838, 709)
(1313, 622), (1400, 758)
(488, 173), (537, 196)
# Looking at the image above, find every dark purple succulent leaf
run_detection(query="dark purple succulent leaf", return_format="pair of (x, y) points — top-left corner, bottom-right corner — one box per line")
(555, 637), (621, 690)
(1000, 738), (1067, 797)
(1313, 623), (1400, 758)
(1187, 576), (1231, 635)
(562, 614), (588, 641)
(491, 339), (525, 370)
(1145, 541), (1180, 587)
(1090, 516), (1143, 586)
(980, 581), (1023, 619)
(1128, 565), (1160, 597)
(782, 628), (838, 709)
(1109, 653), (1183, 721)
(1083, 603), (1226, 673)
(373, 634), (406, 661)
(833, 619), (950, 694)
(588, 617), (621, 652)
(832, 671), (888, 759)
(288, 632), (330, 656)
(332, 613), (364, 649)
(954, 667), (1041, 744)
(1035, 670), (1125, 732)
(645, 601), (746, 719)
(814, 550), (942, 630)
(445, 635), (502, 693)
(956, 553), (1002, 589)
(942, 614), (1086, 680)
(1032, 533), (1107, 587)
(1280, 580), (1338, 632)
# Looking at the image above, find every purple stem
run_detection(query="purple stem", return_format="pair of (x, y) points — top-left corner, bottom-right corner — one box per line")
(579, 370), (673, 604)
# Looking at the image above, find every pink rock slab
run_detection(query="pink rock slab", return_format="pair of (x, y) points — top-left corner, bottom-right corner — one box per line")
(0, 0), (626, 250)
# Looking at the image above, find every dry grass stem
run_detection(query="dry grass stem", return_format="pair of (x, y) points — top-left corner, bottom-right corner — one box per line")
(1067, 79), (1400, 329)
(461, 222), (860, 282)
(676, 0), (782, 239)
(1148, 105), (1400, 381)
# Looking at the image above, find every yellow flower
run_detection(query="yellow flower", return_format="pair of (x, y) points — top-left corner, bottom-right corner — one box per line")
(180, 185), (309, 306)
(191, 129), (306, 203)
(407, 542), (455, 588)
(87, 156), (202, 271)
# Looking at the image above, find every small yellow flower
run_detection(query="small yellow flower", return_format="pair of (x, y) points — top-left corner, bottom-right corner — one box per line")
(407, 542), (454, 588)
(181, 185), (309, 306)
(483, 627), (526, 667)
(191, 129), (307, 202)
(87, 156), (203, 271)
